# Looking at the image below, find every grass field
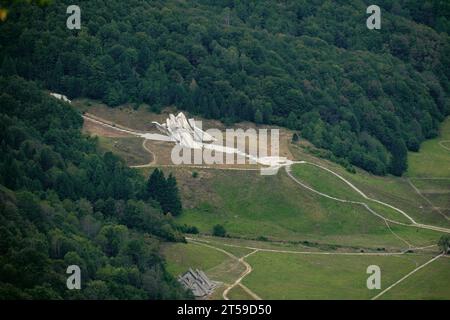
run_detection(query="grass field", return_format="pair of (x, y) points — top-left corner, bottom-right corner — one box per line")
(407, 117), (450, 178)
(290, 163), (414, 224)
(379, 257), (450, 300)
(161, 242), (245, 285)
(96, 136), (152, 166)
(242, 252), (433, 300)
(165, 166), (442, 250)
(227, 285), (254, 300)
(75, 99), (450, 300)
(162, 236), (446, 300)
(289, 143), (450, 228)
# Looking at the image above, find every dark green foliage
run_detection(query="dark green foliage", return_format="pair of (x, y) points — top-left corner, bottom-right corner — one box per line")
(212, 224), (227, 237)
(146, 169), (182, 216)
(0, 0), (448, 177)
(0, 77), (189, 299)
(164, 174), (183, 217)
(177, 224), (199, 235)
(438, 235), (450, 254)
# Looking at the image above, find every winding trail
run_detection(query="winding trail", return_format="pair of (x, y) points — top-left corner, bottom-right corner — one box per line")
(84, 111), (450, 234)
(222, 249), (260, 300)
(286, 162), (450, 234)
(186, 238), (261, 300)
(130, 139), (157, 168)
(187, 236), (443, 301)
(407, 178), (449, 221)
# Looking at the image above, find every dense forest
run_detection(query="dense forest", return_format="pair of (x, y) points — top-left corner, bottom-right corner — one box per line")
(1, 1), (449, 175)
(0, 76), (191, 299)
(1, 0), (449, 176)
(0, 0), (448, 301)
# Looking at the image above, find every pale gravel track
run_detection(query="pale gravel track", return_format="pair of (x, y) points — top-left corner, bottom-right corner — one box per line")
(186, 239), (261, 300)
(85, 113), (450, 299)
(222, 249), (261, 301)
(188, 237), (436, 257)
(406, 178), (449, 221)
(84, 112), (450, 233)
(187, 237), (444, 301)
(286, 162), (450, 234)
(82, 113), (143, 136)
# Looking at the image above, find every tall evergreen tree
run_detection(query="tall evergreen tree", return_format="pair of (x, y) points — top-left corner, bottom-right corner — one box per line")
(146, 168), (166, 201)
(164, 173), (182, 216)
(146, 170), (182, 216)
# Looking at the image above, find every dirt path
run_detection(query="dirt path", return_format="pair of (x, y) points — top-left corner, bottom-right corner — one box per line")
(130, 139), (157, 168)
(186, 238), (261, 300)
(407, 178), (449, 221)
(222, 249), (261, 300)
(86, 109), (450, 234)
(371, 253), (443, 300)
(82, 113), (143, 137)
(83, 113), (268, 171)
(286, 163), (450, 234)
(188, 237), (445, 300)
(189, 237), (436, 257)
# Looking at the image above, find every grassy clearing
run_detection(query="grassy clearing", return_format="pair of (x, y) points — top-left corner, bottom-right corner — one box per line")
(161, 242), (229, 277)
(203, 242), (255, 258)
(407, 117), (450, 178)
(411, 178), (450, 191)
(75, 99), (449, 300)
(290, 163), (413, 224)
(380, 257), (450, 300)
(187, 235), (325, 253)
(386, 224), (443, 248)
(409, 178), (450, 211)
(291, 163), (363, 202)
(168, 167), (439, 250)
(242, 252), (431, 300)
(289, 144), (450, 228)
(161, 242), (245, 284)
(96, 136), (152, 166)
(74, 98), (294, 162)
(227, 285), (254, 300)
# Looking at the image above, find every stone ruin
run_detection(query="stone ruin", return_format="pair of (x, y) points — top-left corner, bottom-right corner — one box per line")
(177, 268), (219, 298)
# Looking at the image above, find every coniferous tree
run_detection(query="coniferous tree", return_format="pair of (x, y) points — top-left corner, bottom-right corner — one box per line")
(146, 168), (166, 201)
(164, 173), (182, 216)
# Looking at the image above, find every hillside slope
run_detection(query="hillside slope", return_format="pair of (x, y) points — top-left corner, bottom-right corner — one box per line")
(0, 0), (449, 175)
(0, 77), (189, 299)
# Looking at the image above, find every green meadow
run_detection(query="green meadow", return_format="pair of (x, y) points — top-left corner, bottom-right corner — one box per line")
(242, 252), (433, 300)
(380, 257), (450, 300)
(173, 167), (441, 250)
(407, 117), (450, 177)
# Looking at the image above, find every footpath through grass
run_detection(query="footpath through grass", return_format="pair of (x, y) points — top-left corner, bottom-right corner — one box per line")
(380, 257), (450, 300)
(242, 252), (432, 300)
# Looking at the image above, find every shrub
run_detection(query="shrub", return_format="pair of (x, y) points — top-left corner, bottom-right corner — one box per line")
(212, 224), (226, 237)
